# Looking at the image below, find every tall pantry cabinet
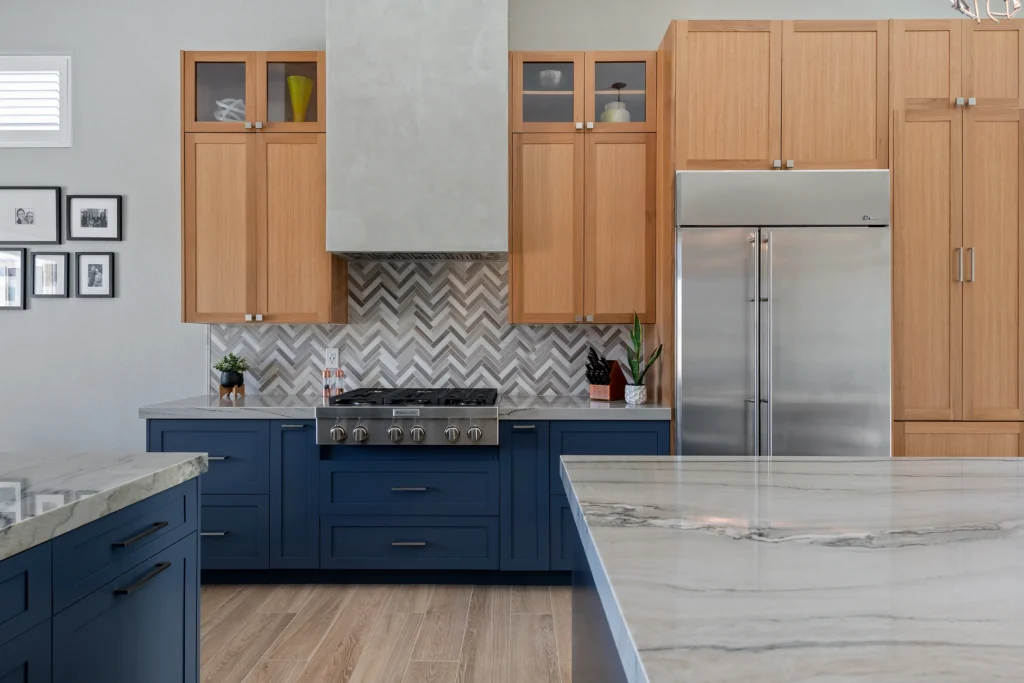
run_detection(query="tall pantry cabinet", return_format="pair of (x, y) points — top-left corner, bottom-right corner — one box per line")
(891, 20), (1024, 454)
(180, 51), (347, 324)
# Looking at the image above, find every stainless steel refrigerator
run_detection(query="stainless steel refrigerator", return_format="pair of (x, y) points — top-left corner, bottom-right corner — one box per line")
(675, 170), (892, 457)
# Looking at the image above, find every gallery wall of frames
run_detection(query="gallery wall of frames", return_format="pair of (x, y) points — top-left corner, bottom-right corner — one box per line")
(0, 186), (121, 309)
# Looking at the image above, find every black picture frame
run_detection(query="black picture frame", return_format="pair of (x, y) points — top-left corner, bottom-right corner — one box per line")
(31, 251), (70, 299)
(66, 195), (122, 241)
(75, 252), (115, 298)
(0, 187), (61, 245)
(0, 248), (27, 310)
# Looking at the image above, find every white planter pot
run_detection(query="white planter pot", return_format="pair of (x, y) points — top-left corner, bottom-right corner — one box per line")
(624, 384), (648, 405)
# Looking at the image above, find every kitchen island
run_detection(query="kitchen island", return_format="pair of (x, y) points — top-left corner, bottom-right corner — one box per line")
(561, 456), (1024, 683)
(0, 451), (206, 682)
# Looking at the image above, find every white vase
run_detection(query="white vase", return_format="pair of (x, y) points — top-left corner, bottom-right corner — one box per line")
(624, 384), (648, 405)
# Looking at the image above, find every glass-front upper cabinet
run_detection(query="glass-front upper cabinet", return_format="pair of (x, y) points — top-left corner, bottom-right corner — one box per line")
(585, 52), (656, 133)
(183, 52), (257, 132)
(183, 51), (325, 133)
(512, 52), (584, 133)
(257, 51), (325, 132)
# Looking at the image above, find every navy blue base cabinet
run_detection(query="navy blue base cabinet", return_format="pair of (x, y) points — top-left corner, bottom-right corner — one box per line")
(0, 620), (50, 683)
(270, 423), (320, 569)
(499, 422), (550, 571)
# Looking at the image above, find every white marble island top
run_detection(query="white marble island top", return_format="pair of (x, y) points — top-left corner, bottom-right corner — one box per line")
(0, 451), (207, 561)
(561, 456), (1024, 683)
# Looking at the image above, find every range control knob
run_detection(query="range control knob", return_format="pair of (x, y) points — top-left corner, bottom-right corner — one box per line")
(444, 425), (461, 443)
(467, 426), (483, 443)
(352, 425), (369, 443)
(388, 425), (404, 443)
(410, 425), (426, 443)
(330, 425), (347, 443)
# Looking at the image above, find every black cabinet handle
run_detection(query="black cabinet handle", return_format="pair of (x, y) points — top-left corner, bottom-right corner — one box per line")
(111, 521), (169, 548)
(391, 541), (427, 547)
(391, 487), (428, 492)
(114, 562), (171, 596)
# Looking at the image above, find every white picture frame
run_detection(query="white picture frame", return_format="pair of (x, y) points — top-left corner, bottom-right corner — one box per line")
(0, 481), (23, 525)
(0, 187), (61, 244)
(33, 493), (67, 516)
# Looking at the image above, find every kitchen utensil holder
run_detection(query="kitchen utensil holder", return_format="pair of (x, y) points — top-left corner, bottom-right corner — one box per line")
(589, 361), (626, 401)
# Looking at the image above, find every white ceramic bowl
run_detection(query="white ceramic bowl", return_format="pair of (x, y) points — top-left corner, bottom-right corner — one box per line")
(538, 69), (563, 89)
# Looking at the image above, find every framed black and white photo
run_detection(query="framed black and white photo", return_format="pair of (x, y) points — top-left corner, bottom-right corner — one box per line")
(67, 195), (122, 241)
(32, 251), (69, 298)
(33, 493), (67, 516)
(76, 252), (114, 298)
(0, 481), (22, 525)
(0, 187), (61, 244)
(0, 248), (27, 310)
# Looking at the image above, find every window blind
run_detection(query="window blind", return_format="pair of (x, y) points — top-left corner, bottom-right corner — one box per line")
(0, 56), (70, 147)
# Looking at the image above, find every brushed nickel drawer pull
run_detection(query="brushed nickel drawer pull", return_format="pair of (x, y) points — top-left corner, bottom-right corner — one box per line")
(512, 425), (536, 430)
(200, 531), (228, 537)
(112, 521), (169, 548)
(391, 487), (428, 492)
(281, 424), (306, 429)
(114, 562), (171, 596)
(391, 541), (427, 547)
(208, 456), (228, 461)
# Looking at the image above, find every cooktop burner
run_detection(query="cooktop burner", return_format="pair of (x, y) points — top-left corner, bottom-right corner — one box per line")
(329, 388), (498, 407)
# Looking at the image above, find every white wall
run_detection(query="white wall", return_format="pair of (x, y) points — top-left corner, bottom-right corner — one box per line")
(511, 0), (966, 49)
(0, 0), (326, 452)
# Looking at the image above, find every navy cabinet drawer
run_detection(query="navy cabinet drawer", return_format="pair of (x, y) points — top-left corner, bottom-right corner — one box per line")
(201, 495), (269, 570)
(319, 516), (499, 570)
(52, 480), (197, 612)
(549, 495), (575, 571)
(0, 544), (50, 648)
(320, 461), (499, 516)
(0, 619), (51, 683)
(53, 533), (198, 683)
(549, 421), (670, 494)
(148, 420), (270, 495)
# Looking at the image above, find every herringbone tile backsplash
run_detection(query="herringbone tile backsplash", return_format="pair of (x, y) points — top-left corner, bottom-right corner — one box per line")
(209, 262), (633, 396)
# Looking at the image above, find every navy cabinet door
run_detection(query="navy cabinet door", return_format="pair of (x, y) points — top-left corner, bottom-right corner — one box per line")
(269, 421), (319, 569)
(0, 544), (49, 648)
(549, 421), (670, 495)
(499, 421), (550, 571)
(147, 420), (270, 495)
(53, 533), (199, 683)
(0, 620), (51, 683)
(200, 496), (269, 570)
(549, 494), (575, 571)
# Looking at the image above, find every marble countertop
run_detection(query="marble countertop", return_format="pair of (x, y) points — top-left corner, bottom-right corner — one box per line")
(0, 451), (208, 562)
(139, 394), (671, 421)
(560, 456), (1024, 683)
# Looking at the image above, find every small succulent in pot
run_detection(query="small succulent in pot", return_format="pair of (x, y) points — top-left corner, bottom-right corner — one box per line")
(213, 352), (251, 388)
(625, 312), (662, 405)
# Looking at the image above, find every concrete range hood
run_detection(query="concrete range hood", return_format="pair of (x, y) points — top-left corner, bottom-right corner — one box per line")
(325, 0), (509, 260)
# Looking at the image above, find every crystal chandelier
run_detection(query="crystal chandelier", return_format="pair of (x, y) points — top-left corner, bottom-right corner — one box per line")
(952, 0), (1022, 21)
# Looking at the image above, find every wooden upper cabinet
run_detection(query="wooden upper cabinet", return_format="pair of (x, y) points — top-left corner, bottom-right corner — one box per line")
(964, 21), (1024, 109)
(512, 52), (585, 134)
(256, 134), (346, 324)
(183, 52), (257, 133)
(962, 109), (1024, 420)
(183, 134), (256, 323)
(585, 52), (656, 133)
(675, 21), (782, 169)
(584, 133), (656, 323)
(890, 20), (962, 112)
(510, 133), (584, 323)
(256, 52), (325, 133)
(781, 21), (889, 169)
(894, 422), (1023, 457)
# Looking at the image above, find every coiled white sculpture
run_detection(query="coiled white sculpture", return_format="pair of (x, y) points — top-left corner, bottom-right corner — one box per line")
(952, 0), (1022, 22)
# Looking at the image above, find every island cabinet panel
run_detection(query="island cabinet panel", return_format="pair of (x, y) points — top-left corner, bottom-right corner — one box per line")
(0, 620), (51, 683)
(148, 420), (270, 495)
(200, 495), (270, 570)
(269, 421), (319, 569)
(549, 494), (574, 572)
(0, 545), (49, 650)
(500, 422), (551, 571)
(53, 533), (199, 683)
(894, 422), (1024, 456)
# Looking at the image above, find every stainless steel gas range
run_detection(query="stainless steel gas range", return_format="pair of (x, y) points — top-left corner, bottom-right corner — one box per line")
(314, 388), (499, 446)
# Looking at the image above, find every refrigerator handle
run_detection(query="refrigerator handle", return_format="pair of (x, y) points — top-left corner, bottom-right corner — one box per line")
(763, 232), (774, 457)
(749, 233), (760, 456)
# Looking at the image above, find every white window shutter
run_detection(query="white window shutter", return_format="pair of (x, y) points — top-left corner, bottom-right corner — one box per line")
(0, 56), (71, 147)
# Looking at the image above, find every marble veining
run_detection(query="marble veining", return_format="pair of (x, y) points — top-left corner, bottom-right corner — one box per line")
(560, 456), (1024, 683)
(0, 451), (208, 561)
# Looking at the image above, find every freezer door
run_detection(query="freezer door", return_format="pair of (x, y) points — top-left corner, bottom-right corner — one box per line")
(676, 228), (759, 456)
(762, 227), (892, 457)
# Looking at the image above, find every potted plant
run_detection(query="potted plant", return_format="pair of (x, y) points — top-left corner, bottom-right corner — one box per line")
(625, 312), (662, 405)
(213, 352), (251, 390)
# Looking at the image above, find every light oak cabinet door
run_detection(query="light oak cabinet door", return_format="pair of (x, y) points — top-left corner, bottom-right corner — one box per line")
(891, 21), (964, 421)
(256, 134), (347, 324)
(675, 21), (782, 169)
(584, 133), (656, 323)
(183, 133), (256, 323)
(962, 110), (1024, 420)
(510, 133), (584, 323)
(964, 22), (1024, 110)
(895, 422), (1023, 456)
(256, 51), (326, 133)
(512, 52), (585, 134)
(182, 52), (257, 133)
(585, 52), (657, 134)
(781, 21), (889, 169)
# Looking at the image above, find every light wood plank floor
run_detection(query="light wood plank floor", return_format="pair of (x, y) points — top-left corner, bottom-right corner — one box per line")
(200, 584), (572, 683)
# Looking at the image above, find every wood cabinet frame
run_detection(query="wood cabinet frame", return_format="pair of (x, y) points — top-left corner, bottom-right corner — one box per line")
(894, 421), (1024, 456)
(182, 51), (257, 133)
(256, 51), (326, 133)
(511, 51), (585, 134)
(584, 51), (657, 133)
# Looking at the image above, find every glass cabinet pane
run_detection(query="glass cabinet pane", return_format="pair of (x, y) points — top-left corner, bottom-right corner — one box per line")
(265, 61), (319, 123)
(593, 61), (646, 124)
(522, 61), (575, 124)
(195, 62), (248, 123)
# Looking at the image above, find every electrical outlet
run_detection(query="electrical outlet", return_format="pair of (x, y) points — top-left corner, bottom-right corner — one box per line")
(325, 348), (340, 369)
